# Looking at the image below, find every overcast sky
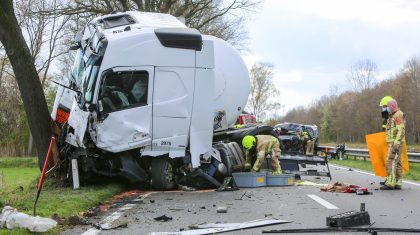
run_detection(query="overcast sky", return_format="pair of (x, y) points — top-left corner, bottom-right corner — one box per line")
(243, 0), (420, 115)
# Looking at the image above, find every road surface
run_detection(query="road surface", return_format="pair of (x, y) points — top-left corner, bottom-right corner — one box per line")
(63, 164), (420, 235)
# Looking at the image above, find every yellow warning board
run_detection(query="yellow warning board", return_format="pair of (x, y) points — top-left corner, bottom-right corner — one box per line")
(365, 132), (409, 177)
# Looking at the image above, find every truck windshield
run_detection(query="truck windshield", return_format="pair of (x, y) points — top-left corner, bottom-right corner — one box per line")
(72, 49), (84, 87)
(80, 57), (100, 103)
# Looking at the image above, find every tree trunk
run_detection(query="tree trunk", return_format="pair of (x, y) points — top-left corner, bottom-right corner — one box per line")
(27, 132), (34, 156)
(0, 0), (52, 168)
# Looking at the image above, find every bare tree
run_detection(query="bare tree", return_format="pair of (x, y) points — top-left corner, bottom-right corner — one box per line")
(0, 0), (52, 166)
(402, 55), (420, 143)
(246, 62), (281, 121)
(346, 59), (378, 92)
(17, 0), (72, 87)
(13, 0), (72, 155)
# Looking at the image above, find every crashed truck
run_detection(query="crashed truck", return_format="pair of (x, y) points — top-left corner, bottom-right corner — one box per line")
(49, 11), (329, 190)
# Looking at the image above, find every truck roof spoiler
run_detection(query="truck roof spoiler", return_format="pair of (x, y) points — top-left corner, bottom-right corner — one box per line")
(155, 28), (202, 51)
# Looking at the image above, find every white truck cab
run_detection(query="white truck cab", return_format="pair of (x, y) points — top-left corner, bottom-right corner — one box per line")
(52, 11), (253, 189)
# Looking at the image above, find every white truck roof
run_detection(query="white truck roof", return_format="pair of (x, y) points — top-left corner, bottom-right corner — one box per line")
(92, 11), (186, 34)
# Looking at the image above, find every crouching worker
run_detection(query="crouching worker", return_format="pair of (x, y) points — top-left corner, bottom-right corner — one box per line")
(242, 135), (282, 175)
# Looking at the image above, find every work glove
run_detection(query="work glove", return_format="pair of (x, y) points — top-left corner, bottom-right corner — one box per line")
(392, 144), (400, 154)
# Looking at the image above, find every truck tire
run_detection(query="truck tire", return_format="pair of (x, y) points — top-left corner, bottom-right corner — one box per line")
(151, 157), (175, 190)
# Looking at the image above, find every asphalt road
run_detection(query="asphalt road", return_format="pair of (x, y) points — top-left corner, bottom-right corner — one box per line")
(63, 164), (420, 235)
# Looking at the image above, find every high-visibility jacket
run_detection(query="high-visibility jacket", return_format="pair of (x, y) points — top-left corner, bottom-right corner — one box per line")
(386, 109), (405, 145)
(245, 135), (281, 161)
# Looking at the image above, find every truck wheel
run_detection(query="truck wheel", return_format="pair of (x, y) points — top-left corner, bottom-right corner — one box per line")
(151, 157), (175, 190)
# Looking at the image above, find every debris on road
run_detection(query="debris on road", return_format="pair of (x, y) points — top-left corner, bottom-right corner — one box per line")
(235, 191), (253, 200)
(94, 219), (128, 230)
(327, 211), (370, 227)
(178, 185), (196, 191)
(154, 215), (173, 222)
(216, 206), (227, 213)
(262, 227), (420, 233)
(98, 190), (150, 212)
(295, 181), (328, 187)
(0, 206), (57, 232)
(320, 182), (372, 194)
(150, 218), (293, 235)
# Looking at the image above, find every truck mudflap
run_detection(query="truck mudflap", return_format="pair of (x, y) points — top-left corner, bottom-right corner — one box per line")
(278, 155), (332, 179)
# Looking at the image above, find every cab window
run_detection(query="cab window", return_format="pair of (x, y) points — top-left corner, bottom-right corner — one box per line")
(99, 71), (149, 113)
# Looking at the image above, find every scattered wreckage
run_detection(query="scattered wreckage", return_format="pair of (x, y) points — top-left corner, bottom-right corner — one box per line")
(46, 11), (332, 190)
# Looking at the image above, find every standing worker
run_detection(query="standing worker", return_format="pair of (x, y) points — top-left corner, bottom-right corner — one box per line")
(379, 96), (393, 131)
(380, 99), (405, 190)
(242, 135), (282, 175)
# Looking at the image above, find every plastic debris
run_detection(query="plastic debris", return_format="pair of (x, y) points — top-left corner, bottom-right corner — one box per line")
(295, 181), (328, 187)
(178, 184), (196, 191)
(154, 215), (172, 222)
(94, 220), (128, 230)
(320, 182), (371, 194)
(0, 206), (57, 232)
(216, 206), (227, 213)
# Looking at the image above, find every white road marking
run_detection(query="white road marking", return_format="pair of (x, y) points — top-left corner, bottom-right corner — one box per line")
(81, 192), (155, 235)
(307, 194), (339, 210)
(331, 164), (420, 187)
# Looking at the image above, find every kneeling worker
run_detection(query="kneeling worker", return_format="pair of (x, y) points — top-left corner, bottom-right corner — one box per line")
(242, 135), (282, 175)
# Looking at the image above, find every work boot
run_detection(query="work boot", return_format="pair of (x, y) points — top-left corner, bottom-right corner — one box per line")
(381, 176), (395, 190)
(395, 179), (402, 190)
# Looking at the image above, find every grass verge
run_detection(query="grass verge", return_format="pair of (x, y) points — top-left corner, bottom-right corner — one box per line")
(330, 159), (420, 181)
(0, 157), (38, 168)
(0, 158), (128, 235)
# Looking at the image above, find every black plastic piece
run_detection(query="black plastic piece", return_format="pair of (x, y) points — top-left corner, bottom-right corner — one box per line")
(327, 211), (370, 227)
(155, 28), (202, 51)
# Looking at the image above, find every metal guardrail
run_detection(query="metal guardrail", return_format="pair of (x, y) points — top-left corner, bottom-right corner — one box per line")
(339, 147), (420, 163)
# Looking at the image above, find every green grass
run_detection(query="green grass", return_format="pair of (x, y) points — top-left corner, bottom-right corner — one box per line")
(0, 158), (128, 234)
(330, 159), (420, 181)
(0, 157), (38, 168)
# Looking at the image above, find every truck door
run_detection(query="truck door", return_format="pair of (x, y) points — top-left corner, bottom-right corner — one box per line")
(95, 66), (154, 152)
(144, 67), (194, 158)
